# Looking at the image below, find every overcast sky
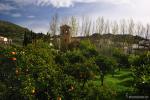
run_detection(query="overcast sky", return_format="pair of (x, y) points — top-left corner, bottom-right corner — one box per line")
(0, 0), (150, 33)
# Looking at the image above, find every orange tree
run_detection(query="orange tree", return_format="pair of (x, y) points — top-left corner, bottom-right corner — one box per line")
(112, 49), (129, 71)
(95, 55), (117, 85)
(55, 40), (99, 99)
(55, 51), (98, 99)
(15, 40), (76, 99)
(130, 52), (150, 95)
(0, 45), (22, 99)
(0, 41), (79, 100)
(0, 39), (103, 99)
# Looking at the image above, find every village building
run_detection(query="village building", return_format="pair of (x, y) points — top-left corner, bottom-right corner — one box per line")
(0, 36), (12, 45)
(60, 25), (72, 51)
(51, 24), (150, 53)
(51, 25), (115, 51)
(124, 39), (150, 54)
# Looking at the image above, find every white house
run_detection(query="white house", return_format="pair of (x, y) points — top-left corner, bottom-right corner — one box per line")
(0, 36), (12, 45)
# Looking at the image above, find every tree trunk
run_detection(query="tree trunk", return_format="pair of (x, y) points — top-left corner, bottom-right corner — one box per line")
(81, 80), (86, 89)
(101, 74), (104, 86)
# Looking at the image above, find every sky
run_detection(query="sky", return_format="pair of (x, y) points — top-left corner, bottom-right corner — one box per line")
(0, 0), (150, 34)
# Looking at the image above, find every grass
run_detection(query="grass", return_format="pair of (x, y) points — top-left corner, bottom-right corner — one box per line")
(90, 68), (135, 99)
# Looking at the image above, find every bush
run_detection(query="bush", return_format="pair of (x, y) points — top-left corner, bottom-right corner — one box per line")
(83, 82), (117, 100)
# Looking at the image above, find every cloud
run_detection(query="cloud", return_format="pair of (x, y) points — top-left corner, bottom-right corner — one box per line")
(11, 13), (21, 17)
(27, 15), (35, 18)
(7, 0), (131, 8)
(47, 0), (74, 8)
(102, 0), (131, 5)
(0, 3), (16, 12)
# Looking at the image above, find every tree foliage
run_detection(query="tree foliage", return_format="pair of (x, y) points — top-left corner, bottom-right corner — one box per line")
(130, 52), (150, 95)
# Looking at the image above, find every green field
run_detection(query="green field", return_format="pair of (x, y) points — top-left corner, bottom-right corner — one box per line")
(87, 69), (134, 100)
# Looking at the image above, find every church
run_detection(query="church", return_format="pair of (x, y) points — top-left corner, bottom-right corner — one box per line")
(51, 24), (113, 51)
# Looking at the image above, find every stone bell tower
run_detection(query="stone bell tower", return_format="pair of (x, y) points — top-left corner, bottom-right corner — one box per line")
(60, 25), (71, 51)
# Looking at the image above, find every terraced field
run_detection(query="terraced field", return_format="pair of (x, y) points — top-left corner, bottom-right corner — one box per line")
(88, 69), (134, 100)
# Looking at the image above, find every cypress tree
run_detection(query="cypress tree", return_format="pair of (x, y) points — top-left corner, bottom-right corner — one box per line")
(23, 31), (28, 46)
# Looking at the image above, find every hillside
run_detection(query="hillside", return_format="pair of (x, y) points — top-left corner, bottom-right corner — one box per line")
(91, 33), (145, 44)
(0, 20), (146, 46)
(0, 20), (30, 45)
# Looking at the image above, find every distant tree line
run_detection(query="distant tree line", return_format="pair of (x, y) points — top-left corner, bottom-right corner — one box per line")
(48, 14), (150, 39)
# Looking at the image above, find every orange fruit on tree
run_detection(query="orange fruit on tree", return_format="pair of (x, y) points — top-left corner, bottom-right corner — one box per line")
(57, 96), (61, 100)
(15, 68), (19, 75)
(10, 52), (16, 55)
(26, 69), (29, 72)
(32, 89), (36, 94)
(10, 57), (17, 61)
(68, 85), (74, 91)
(70, 86), (74, 90)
